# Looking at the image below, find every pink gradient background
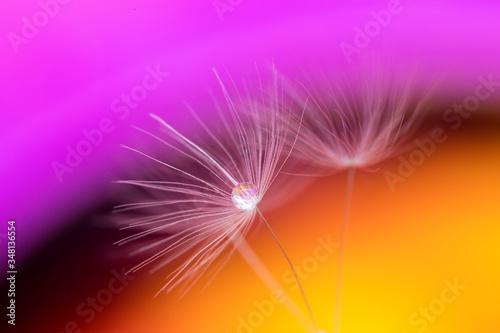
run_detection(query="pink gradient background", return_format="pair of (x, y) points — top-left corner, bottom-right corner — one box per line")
(1, 1), (500, 333)
(1, 0), (500, 294)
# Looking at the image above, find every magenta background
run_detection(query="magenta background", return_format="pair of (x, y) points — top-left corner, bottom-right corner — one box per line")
(1, 0), (500, 265)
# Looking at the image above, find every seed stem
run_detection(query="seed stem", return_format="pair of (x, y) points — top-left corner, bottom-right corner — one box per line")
(256, 207), (320, 332)
(333, 165), (356, 333)
(236, 239), (314, 332)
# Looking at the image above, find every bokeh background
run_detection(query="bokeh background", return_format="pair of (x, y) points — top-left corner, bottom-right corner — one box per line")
(1, 0), (499, 332)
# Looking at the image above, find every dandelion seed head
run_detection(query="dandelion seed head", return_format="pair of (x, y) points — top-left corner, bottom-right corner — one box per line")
(286, 64), (438, 173)
(231, 182), (260, 211)
(113, 66), (300, 295)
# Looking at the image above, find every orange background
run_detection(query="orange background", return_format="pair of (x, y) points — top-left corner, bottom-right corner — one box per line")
(67, 118), (500, 333)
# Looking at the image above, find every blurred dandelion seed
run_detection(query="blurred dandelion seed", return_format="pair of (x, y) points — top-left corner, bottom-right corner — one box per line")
(292, 70), (435, 173)
(115, 67), (321, 332)
(285, 66), (437, 333)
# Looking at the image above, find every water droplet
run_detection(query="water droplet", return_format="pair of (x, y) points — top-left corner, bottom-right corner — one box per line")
(232, 183), (260, 211)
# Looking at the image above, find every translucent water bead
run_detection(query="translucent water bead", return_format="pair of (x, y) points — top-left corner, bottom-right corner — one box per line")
(232, 183), (260, 211)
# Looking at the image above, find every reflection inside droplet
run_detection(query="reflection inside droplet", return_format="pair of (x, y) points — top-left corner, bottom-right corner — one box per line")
(232, 182), (260, 211)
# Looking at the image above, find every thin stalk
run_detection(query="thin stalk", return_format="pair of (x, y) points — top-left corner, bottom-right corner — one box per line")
(333, 165), (356, 333)
(236, 239), (314, 332)
(256, 207), (320, 332)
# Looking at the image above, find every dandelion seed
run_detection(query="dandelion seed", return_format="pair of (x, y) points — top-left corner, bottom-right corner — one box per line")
(291, 69), (436, 173)
(285, 64), (438, 333)
(114, 67), (322, 332)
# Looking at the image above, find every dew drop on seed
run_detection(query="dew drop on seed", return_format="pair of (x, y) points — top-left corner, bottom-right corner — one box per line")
(232, 183), (260, 211)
